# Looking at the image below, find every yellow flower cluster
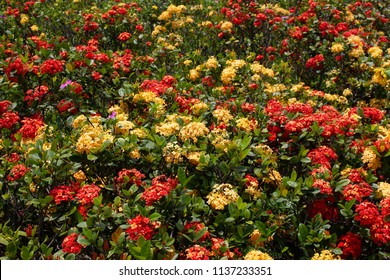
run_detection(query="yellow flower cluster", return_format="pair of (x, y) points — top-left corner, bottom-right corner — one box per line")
(213, 108), (233, 124)
(245, 178), (262, 199)
(250, 62), (275, 78)
(244, 250), (273, 260)
(185, 151), (201, 166)
(206, 183), (239, 210)
(204, 56), (219, 70)
(190, 102), (209, 115)
(371, 68), (388, 87)
(115, 120), (135, 135)
(236, 117), (258, 133)
(179, 121), (209, 143)
(155, 114), (192, 137)
(76, 124), (114, 154)
(220, 21), (233, 32)
(158, 4), (187, 21)
(377, 182), (390, 198)
(362, 147), (381, 170)
(331, 43), (344, 53)
(152, 25), (166, 37)
(221, 67), (236, 85)
(163, 142), (183, 164)
(347, 35), (365, 58)
(20, 14), (29, 25)
(311, 250), (341, 260)
(73, 170), (86, 182)
(263, 169), (282, 185)
(209, 128), (231, 152)
(368, 46), (383, 59)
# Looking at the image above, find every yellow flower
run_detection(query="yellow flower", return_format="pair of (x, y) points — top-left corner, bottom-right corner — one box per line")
(205, 56), (219, 69)
(72, 115), (87, 129)
(221, 66), (236, 85)
(343, 88), (352, 96)
(368, 46), (383, 59)
(158, 11), (172, 21)
(30, 25), (38, 32)
(213, 108), (233, 124)
(73, 170), (86, 182)
(372, 68), (388, 87)
(190, 102), (209, 115)
(377, 182), (390, 198)
(133, 91), (157, 103)
(311, 250), (341, 260)
(206, 183), (239, 210)
(220, 21), (233, 32)
(331, 43), (344, 53)
(76, 125), (114, 154)
(236, 117), (257, 132)
(188, 69), (200, 81)
(163, 142), (183, 164)
(183, 60), (192, 66)
(179, 122), (209, 143)
(20, 14), (29, 25)
(244, 250), (273, 260)
(185, 151), (201, 166)
(362, 147), (381, 170)
(115, 120), (135, 135)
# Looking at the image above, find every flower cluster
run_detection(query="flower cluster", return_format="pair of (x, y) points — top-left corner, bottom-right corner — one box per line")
(125, 215), (160, 241)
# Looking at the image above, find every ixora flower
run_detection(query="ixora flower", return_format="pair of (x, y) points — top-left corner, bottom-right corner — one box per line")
(125, 215), (160, 241)
(354, 202), (380, 227)
(49, 184), (78, 204)
(62, 233), (84, 254)
(76, 183), (100, 205)
(7, 164), (30, 182)
(244, 250), (273, 260)
(184, 245), (211, 260)
(206, 183), (239, 210)
(141, 175), (178, 205)
(337, 232), (362, 259)
(115, 168), (146, 188)
(311, 250), (341, 260)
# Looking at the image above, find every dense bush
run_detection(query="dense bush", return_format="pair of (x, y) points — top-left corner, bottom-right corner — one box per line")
(0, 0), (389, 260)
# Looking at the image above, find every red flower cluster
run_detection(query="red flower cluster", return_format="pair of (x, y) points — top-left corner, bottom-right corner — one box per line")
(57, 99), (78, 114)
(50, 184), (78, 205)
(307, 146), (338, 169)
(140, 75), (177, 96)
(4, 57), (28, 82)
(184, 245), (211, 260)
(17, 116), (45, 139)
(76, 183), (100, 205)
(62, 233), (84, 254)
(349, 107), (385, 124)
(354, 202), (380, 227)
(40, 59), (64, 75)
(308, 197), (339, 220)
(24, 85), (50, 105)
(7, 164), (29, 181)
(342, 182), (372, 203)
(370, 217), (390, 246)
(125, 215), (160, 241)
(118, 32), (131, 42)
(141, 175), (178, 206)
(312, 179), (333, 195)
(0, 100), (20, 130)
(115, 168), (146, 188)
(337, 232), (362, 259)
(305, 54), (325, 70)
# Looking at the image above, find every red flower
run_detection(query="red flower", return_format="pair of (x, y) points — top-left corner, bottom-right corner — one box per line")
(337, 232), (362, 259)
(7, 164), (29, 181)
(115, 168), (146, 188)
(17, 116), (45, 139)
(307, 146), (338, 169)
(342, 183), (372, 202)
(185, 245), (210, 260)
(40, 59), (64, 75)
(92, 71), (102, 80)
(354, 202), (380, 227)
(370, 217), (390, 246)
(76, 183), (100, 205)
(125, 215), (160, 241)
(380, 197), (390, 217)
(305, 54), (325, 70)
(308, 197), (339, 220)
(118, 32), (131, 42)
(141, 175), (178, 206)
(312, 179), (333, 195)
(50, 184), (77, 204)
(62, 233), (84, 254)
(57, 99), (78, 114)
(24, 85), (50, 105)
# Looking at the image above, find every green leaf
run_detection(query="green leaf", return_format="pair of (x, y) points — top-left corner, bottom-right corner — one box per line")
(87, 154), (98, 161)
(77, 235), (90, 247)
(298, 223), (309, 243)
(193, 227), (208, 242)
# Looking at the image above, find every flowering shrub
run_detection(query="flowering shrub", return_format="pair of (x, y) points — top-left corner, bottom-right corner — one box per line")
(0, 0), (389, 260)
